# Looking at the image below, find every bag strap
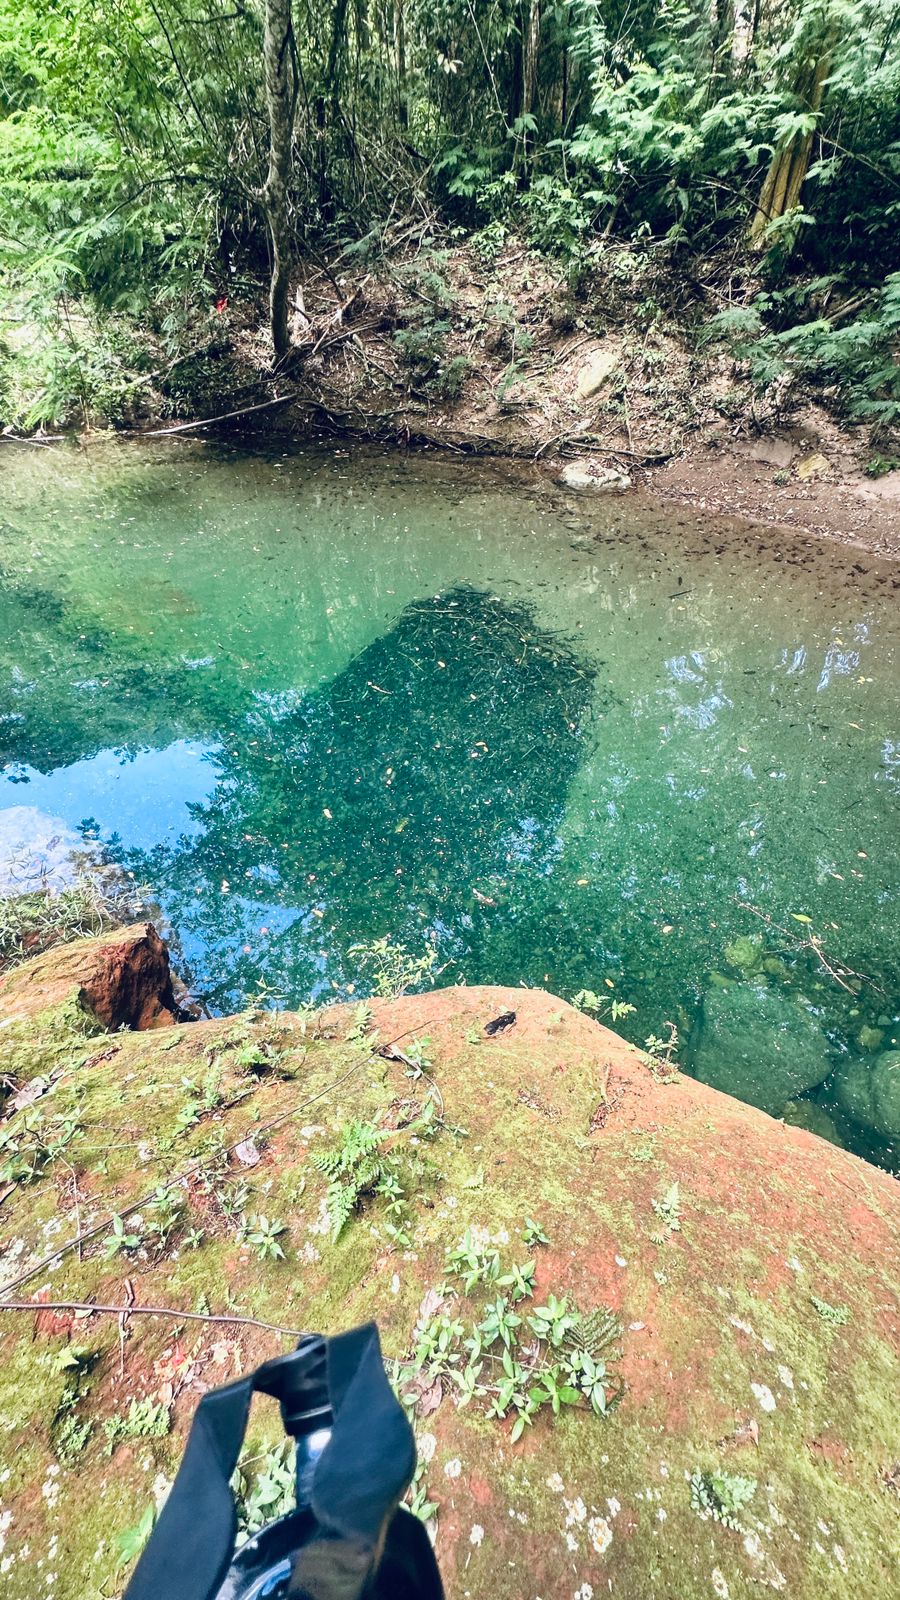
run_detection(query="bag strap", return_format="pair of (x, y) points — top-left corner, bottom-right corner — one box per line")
(123, 1323), (422, 1600)
(123, 1363), (255, 1600)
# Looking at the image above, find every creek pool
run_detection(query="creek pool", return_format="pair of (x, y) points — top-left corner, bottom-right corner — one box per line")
(1, 439), (898, 1167)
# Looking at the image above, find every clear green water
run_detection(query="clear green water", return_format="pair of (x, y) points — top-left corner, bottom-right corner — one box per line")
(1, 439), (898, 1165)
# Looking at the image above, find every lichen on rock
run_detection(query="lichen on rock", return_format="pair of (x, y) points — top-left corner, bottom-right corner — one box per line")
(0, 928), (897, 1600)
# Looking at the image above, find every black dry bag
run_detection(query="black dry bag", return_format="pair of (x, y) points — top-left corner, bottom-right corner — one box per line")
(123, 1321), (444, 1600)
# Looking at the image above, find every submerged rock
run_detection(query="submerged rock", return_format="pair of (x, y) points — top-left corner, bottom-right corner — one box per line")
(833, 1049), (900, 1140)
(0, 804), (97, 893)
(782, 1097), (845, 1146)
(722, 933), (763, 974)
(690, 981), (832, 1114)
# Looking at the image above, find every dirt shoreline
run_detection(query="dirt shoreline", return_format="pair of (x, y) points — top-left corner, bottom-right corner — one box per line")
(244, 393), (899, 560)
(222, 239), (900, 561)
(18, 233), (900, 558)
(645, 442), (900, 558)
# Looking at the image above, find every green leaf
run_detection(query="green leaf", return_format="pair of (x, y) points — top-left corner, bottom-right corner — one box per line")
(115, 1504), (156, 1569)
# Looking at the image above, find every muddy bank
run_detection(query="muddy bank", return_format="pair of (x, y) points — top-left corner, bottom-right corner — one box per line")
(134, 238), (900, 561)
(25, 238), (896, 560)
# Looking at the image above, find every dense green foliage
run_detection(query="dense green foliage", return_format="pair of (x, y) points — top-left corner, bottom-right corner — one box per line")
(1, 0), (898, 428)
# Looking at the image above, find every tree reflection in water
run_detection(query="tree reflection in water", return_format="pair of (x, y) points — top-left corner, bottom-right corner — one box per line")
(120, 587), (597, 1010)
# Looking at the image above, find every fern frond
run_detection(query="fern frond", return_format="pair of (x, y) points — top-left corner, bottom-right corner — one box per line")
(564, 1307), (622, 1360)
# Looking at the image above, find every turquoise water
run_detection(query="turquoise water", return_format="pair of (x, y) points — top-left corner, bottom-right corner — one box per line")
(1, 439), (898, 1165)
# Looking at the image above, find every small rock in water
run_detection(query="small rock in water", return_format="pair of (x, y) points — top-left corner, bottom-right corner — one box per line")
(689, 982), (832, 1115)
(557, 459), (631, 494)
(832, 1049), (900, 1140)
(781, 1098), (845, 1147)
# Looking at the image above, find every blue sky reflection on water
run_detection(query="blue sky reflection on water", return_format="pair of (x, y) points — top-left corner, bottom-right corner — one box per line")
(2, 740), (218, 853)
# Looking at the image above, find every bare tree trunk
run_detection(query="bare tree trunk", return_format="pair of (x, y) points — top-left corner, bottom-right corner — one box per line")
(711, 0), (735, 83)
(513, 0), (541, 172)
(522, 0), (542, 121)
(395, 0), (408, 129)
(749, 52), (831, 246)
(261, 0), (297, 359)
(316, 0), (350, 217)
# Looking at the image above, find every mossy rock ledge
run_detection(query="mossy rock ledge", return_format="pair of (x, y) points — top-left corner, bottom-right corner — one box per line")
(0, 927), (898, 1600)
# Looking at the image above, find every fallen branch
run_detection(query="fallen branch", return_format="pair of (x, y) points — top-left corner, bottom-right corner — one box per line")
(0, 432), (62, 448)
(535, 428), (676, 464)
(138, 392), (297, 436)
(0, 1298), (301, 1336)
(734, 899), (880, 995)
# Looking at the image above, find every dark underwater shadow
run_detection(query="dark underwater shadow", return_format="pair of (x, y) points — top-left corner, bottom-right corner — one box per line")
(122, 586), (597, 1010)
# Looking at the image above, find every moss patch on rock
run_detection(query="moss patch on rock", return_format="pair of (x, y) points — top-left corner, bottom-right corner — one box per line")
(0, 930), (898, 1599)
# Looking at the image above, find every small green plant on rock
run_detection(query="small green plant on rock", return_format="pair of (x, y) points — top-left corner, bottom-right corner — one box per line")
(311, 1112), (432, 1243)
(445, 1226), (504, 1292)
(104, 1398), (171, 1454)
(0, 1110), (82, 1185)
(811, 1294), (850, 1326)
(644, 1022), (680, 1079)
(690, 1469), (757, 1530)
(399, 1229), (624, 1444)
(573, 988), (637, 1025)
(222, 1024), (288, 1079)
(346, 1001), (374, 1042)
(406, 1459), (438, 1523)
(145, 1184), (184, 1248)
(529, 1292), (579, 1347)
(115, 1505), (157, 1570)
(348, 936), (438, 998)
(54, 1410), (93, 1465)
(50, 1345), (98, 1466)
(231, 1439), (296, 1542)
(103, 1211), (144, 1259)
(629, 1136), (656, 1163)
(522, 1216), (550, 1247)
(651, 1182), (682, 1238)
(313, 1120), (394, 1240)
(237, 1213), (288, 1261)
(400, 1036), (433, 1078)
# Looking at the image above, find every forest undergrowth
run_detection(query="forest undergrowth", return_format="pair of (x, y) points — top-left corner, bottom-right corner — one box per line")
(0, 2), (897, 465)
